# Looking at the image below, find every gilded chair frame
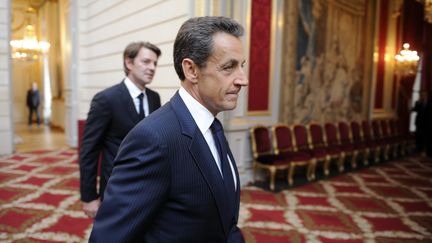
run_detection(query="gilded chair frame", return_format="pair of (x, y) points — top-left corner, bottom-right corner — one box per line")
(361, 120), (381, 163)
(371, 119), (389, 161)
(350, 120), (370, 166)
(323, 122), (350, 172)
(272, 123), (314, 186)
(308, 123), (343, 175)
(249, 125), (290, 190)
(337, 121), (359, 170)
(292, 124), (328, 180)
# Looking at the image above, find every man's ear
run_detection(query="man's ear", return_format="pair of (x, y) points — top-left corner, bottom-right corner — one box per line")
(125, 58), (133, 72)
(182, 58), (199, 83)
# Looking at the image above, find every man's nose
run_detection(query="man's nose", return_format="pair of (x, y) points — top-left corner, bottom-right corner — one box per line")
(235, 69), (248, 86)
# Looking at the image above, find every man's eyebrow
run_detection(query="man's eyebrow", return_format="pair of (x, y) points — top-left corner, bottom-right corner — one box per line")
(142, 58), (158, 64)
(224, 59), (239, 66)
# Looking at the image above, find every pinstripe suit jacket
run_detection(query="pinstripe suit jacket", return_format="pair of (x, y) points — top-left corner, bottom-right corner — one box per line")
(89, 92), (243, 243)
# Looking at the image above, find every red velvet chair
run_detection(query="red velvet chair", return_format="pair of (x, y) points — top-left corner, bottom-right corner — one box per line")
(337, 121), (359, 169)
(361, 120), (381, 163)
(379, 119), (398, 158)
(392, 118), (415, 154)
(324, 122), (354, 172)
(371, 119), (389, 161)
(292, 124), (327, 179)
(250, 125), (291, 190)
(309, 123), (344, 174)
(388, 118), (406, 156)
(350, 120), (370, 165)
(272, 124), (314, 186)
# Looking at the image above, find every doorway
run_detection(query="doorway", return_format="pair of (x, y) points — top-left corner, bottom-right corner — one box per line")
(10, 0), (69, 152)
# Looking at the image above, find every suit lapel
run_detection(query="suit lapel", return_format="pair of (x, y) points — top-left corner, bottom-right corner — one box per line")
(189, 134), (232, 235)
(170, 92), (232, 236)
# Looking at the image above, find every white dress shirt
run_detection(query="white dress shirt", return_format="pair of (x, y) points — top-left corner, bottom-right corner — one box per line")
(178, 87), (237, 189)
(124, 77), (149, 116)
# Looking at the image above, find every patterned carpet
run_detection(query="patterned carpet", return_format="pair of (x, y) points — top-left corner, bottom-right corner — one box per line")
(240, 156), (432, 242)
(0, 149), (431, 242)
(0, 149), (92, 242)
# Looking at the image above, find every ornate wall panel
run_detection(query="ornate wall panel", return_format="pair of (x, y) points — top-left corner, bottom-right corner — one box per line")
(282, 0), (375, 124)
(247, 0), (271, 114)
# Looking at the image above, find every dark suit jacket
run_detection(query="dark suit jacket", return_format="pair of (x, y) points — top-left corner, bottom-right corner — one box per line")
(26, 89), (40, 108)
(79, 81), (161, 202)
(89, 92), (244, 243)
(413, 100), (427, 130)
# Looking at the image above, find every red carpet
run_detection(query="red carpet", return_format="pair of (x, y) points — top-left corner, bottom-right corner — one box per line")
(0, 149), (93, 242)
(1, 150), (432, 242)
(240, 156), (432, 242)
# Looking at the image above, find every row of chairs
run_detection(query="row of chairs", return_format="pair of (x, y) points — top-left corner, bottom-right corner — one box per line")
(249, 119), (415, 190)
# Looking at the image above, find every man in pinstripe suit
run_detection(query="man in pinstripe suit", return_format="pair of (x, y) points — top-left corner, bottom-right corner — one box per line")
(90, 16), (248, 242)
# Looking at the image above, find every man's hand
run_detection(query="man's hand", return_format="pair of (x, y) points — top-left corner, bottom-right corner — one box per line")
(83, 198), (101, 218)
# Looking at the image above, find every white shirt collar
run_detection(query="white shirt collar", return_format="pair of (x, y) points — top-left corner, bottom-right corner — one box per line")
(124, 77), (145, 98)
(178, 87), (214, 134)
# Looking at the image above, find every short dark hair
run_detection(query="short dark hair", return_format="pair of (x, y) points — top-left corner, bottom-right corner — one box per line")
(173, 16), (244, 81)
(123, 41), (161, 75)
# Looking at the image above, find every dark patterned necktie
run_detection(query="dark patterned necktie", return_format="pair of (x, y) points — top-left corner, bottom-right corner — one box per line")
(210, 118), (236, 196)
(137, 93), (145, 120)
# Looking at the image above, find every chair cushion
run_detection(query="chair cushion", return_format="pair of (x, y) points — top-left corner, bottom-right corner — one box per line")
(325, 146), (342, 155)
(257, 154), (281, 164)
(338, 143), (355, 152)
(281, 151), (312, 161)
(300, 148), (326, 159)
(352, 142), (366, 150)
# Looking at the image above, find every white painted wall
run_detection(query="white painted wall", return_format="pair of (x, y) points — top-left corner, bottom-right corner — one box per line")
(0, 0), (14, 155)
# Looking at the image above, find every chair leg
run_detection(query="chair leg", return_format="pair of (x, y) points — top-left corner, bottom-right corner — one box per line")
(375, 148), (381, 163)
(351, 151), (357, 169)
(364, 148), (369, 166)
(383, 146), (389, 161)
(269, 166), (276, 191)
(324, 156), (331, 176)
(392, 145), (398, 158)
(337, 154), (345, 173)
(288, 164), (295, 186)
(308, 159), (316, 180)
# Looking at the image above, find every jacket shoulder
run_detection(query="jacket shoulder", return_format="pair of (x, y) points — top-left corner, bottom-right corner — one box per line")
(93, 82), (125, 98)
(146, 87), (160, 97)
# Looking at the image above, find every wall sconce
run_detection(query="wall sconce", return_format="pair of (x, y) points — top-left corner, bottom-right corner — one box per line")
(394, 43), (419, 76)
